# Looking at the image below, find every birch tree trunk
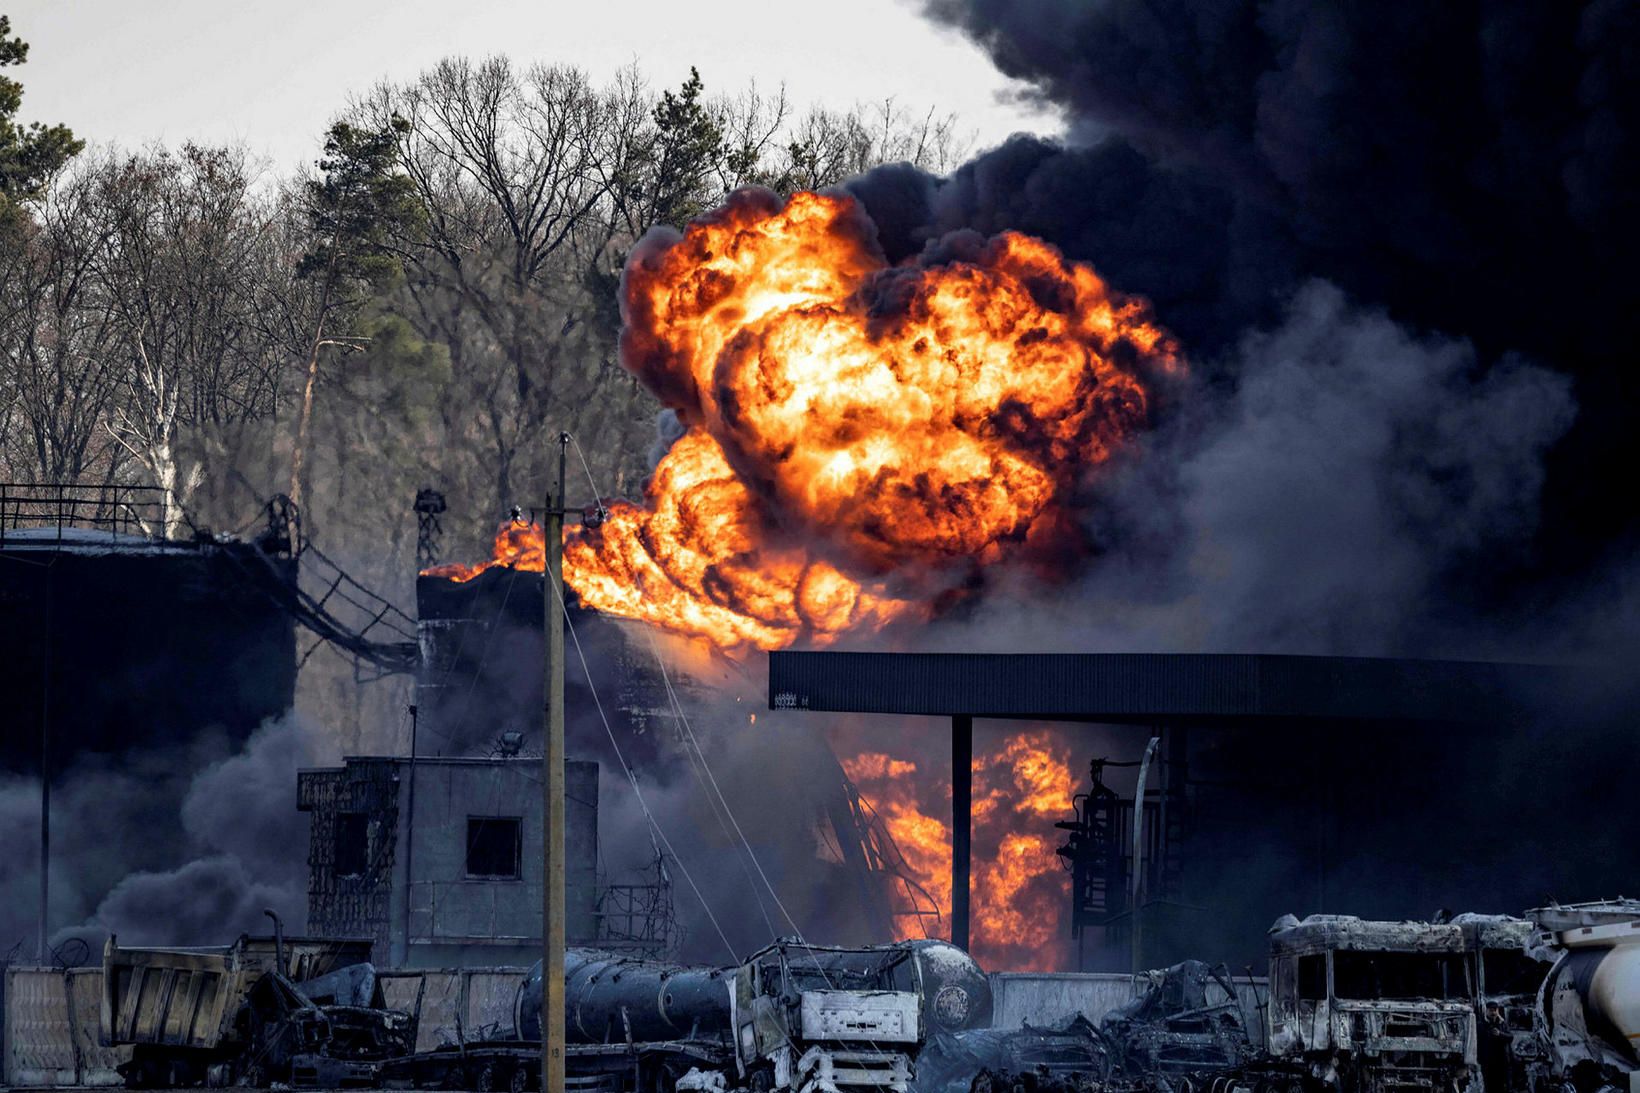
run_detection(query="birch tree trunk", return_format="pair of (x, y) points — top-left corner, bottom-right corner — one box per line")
(288, 251), (337, 512)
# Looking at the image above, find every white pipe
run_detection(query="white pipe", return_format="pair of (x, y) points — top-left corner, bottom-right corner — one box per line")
(1131, 735), (1161, 973)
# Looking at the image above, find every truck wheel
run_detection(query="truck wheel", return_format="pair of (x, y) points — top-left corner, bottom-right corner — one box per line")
(510, 1063), (533, 1093)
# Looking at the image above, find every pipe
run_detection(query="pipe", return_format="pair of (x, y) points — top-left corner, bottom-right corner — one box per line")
(264, 908), (285, 977)
(1131, 735), (1160, 974)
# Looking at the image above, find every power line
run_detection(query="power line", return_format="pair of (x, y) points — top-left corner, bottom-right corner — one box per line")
(548, 569), (739, 963)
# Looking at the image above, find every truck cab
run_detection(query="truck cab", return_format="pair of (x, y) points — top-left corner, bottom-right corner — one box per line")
(1452, 914), (1552, 1090)
(731, 940), (924, 1093)
(1266, 915), (1478, 1093)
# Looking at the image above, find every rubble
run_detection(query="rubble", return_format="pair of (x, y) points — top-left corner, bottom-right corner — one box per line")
(914, 1016), (1111, 1093)
(1100, 961), (1257, 1083)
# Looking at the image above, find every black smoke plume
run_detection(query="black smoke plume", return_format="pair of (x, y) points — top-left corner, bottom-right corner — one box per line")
(849, 0), (1639, 589)
(0, 714), (329, 958)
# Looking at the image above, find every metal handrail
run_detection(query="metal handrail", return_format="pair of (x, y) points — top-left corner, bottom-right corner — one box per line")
(0, 482), (169, 546)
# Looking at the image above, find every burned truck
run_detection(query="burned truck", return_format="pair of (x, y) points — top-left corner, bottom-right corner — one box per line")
(1102, 960), (1260, 1084)
(1524, 900), (1640, 1093)
(1451, 915), (1552, 1092)
(730, 940), (926, 1093)
(99, 931), (988, 1092)
(100, 932), (413, 1088)
(395, 938), (994, 1093)
(1265, 915), (1477, 1093)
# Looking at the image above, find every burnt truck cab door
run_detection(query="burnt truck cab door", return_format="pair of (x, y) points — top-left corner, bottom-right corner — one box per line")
(1296, 952), (1332, 1052)
(733, 954), (794, 1071)
(733, 963), (756, 1075)
(1269, 955), (1299, 1054)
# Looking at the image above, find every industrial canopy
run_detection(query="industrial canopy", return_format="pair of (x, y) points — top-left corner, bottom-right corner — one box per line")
(764, 651), (1569, 954)
(766, 651), (1562, 725)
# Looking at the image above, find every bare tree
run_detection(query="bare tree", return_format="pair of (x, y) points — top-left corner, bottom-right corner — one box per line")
(94, 145), (285, 537)
(778, 98), (971, 191)
(0, 153), (122, 483)
(356, 58), (637, 510)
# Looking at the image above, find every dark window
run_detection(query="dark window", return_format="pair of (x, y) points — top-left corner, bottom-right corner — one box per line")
(1333, 951), (1466, 1000)
(758, 959), (783, 997)
(1482, 949), (1550, 997)
(334, 813), (369, 878)
(467, 817), (522, 879)
(1298, 954), (1328, 1000)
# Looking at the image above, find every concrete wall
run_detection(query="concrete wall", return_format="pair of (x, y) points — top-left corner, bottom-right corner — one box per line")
(396, 758), (599, 967)
(3, 967), (129, 1088)
(990, 971), (1270, 1049)
(302, 756), (600, 967)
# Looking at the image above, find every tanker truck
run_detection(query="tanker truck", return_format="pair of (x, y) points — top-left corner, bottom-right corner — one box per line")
(382, 938), (993, 1093)
(1524, 901), (1640, 1093)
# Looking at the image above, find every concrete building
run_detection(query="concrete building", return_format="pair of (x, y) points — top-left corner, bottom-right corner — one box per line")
(297, 756), (599, 967)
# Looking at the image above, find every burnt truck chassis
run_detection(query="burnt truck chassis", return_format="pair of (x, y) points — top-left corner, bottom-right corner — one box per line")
(101, 934), (415, 1089)
(376, 1039), (731, 1093)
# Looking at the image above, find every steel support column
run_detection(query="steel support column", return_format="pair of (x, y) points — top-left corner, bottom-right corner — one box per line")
(951, 714), (972, 952)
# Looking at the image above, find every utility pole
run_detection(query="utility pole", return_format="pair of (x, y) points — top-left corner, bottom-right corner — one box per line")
(538, 432), (606, 1093)
(542, 433), (570, 1093)
(402, 704), (418, 967)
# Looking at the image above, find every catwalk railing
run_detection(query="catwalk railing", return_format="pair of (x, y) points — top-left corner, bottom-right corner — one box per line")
(0, 482), (167, 545)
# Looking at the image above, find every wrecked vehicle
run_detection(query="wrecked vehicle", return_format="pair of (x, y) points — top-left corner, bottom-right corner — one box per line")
(100, 931), (413, 1088)
(406, 938), (996, 1093)
(915, 1016), (1112, 1093)
(1102, 960), (1259, 1085)
(916, 961), (1256, 1093)
(1451, 915), (1552, 1093)
(1265, 915), (1477, 1093)
(730, 939), (925, 1093)
(1523, 900), (1640, 1093)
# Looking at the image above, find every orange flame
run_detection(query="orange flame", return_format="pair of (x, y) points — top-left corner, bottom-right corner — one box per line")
(422, 518), (543, 583)
(422, 190), (1174, 968)
(425, 190), (1179, 654)
(842, 729), (1076, 972)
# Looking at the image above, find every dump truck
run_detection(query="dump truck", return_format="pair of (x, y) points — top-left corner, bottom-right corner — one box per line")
(100, 930), (413, 1088)
(1264, 915), (1478, 1093)
(1524, 900), (1640, 1093)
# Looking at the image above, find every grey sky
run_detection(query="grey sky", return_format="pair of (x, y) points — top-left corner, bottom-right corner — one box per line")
(5, 0), (1058, 174)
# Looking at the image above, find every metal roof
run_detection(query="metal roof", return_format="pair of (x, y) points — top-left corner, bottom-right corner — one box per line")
(766, 652), (1568, 725)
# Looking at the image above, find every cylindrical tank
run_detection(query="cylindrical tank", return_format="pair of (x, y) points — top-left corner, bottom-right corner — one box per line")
(1562, 945), (1640, 1058)
(516, 950), (734, 1044)
(516, 941), (993, 1044)
(905, 939), (993, 1032)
